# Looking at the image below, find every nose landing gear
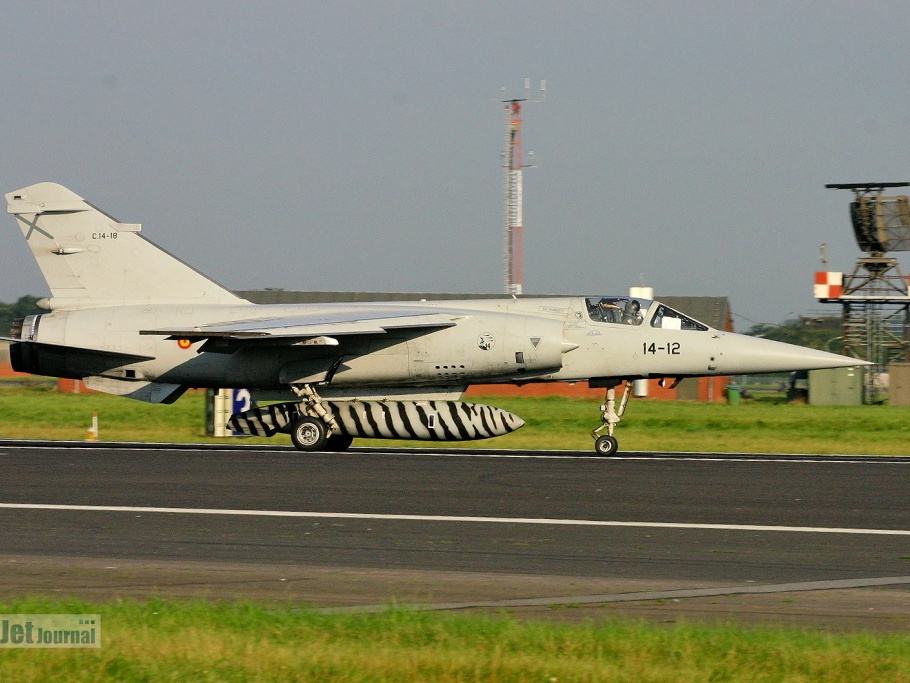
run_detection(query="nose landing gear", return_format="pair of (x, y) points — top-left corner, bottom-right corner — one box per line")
(591, 380), (633, 456)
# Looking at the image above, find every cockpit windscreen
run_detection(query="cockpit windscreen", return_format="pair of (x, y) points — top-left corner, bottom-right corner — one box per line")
(649, 304), (708, 331)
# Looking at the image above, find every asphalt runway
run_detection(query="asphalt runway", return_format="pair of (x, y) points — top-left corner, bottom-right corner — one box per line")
(2, 440), (910, 629)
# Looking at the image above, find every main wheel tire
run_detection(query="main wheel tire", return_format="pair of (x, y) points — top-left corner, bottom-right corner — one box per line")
(325, 433), (354, 452)
(290, 417), (329, 451)
(594, 435), (619, 456)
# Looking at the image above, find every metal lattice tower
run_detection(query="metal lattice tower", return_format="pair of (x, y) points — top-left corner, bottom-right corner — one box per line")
(503, 100), (524, 295)
(818, 183), (910, 402)
(500, 79), (544, 296)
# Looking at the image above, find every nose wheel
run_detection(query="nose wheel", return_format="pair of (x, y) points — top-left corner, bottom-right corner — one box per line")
(591, 381), (633, 456)
(594, 434), (619, 456)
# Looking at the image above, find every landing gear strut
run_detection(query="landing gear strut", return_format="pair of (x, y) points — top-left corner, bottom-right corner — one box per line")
(289, 384), (347, 452)
(591, 381), (633, 456)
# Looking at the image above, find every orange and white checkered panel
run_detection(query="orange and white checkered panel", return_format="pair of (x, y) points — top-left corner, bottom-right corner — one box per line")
(813, 271), (843, 299)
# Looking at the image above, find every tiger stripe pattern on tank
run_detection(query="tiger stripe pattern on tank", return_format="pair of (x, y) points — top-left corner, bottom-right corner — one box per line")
(227, 400), (525, 441)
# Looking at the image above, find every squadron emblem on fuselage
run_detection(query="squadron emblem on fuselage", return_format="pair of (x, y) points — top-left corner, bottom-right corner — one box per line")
(477, 332), (495, 351)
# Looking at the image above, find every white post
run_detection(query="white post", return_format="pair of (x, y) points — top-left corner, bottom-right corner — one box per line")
(87, 412), (98, 441)
(213, 389), (228, 437)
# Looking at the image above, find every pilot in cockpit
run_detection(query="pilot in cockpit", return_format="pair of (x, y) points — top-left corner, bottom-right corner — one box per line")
(594, 298), (622, 323)
(622, 299), (643, 325)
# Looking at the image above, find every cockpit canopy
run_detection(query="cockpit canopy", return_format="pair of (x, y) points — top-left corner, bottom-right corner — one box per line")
(584, 297), (708, 331)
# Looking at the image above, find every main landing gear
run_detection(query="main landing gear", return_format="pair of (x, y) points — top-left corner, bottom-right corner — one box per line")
(288, 384), (352, 452)
(289, 416), (328, 450)
(591, 381), (633, 456)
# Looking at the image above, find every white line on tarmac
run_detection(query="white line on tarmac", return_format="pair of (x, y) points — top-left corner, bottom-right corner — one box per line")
(1, 503), (909, 536)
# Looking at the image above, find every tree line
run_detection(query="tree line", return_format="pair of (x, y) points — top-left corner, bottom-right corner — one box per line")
(0, 296), (43, 335)
(745, 316), (843, 353)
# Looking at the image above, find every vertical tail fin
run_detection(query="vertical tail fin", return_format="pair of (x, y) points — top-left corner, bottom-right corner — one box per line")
(6, 182), (247, 309)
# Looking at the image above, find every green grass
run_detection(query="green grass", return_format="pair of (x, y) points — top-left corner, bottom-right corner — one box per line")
(2, 597), (910, 682)
(2, 386), (910, 454)
(0, 386), (282, 446)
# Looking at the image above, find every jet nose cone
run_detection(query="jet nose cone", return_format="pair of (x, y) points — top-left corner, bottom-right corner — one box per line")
(718, 333), (869, 374)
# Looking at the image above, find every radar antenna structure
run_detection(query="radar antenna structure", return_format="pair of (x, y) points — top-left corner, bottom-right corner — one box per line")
(817, 183), (910, 401)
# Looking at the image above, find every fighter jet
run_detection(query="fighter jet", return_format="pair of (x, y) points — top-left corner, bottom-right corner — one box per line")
(3, 182), (864, 455)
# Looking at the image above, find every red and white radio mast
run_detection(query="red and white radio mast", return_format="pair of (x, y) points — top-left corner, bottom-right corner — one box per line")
(501, 79), (544, 295)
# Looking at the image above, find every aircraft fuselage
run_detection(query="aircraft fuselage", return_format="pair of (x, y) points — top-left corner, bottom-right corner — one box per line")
(12, 296), (851, 399)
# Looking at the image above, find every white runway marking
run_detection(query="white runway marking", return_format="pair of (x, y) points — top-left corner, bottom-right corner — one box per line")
(1, 503), (909, 536)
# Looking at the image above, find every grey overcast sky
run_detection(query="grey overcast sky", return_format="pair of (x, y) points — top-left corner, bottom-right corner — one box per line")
(1, 1), (908, 328)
